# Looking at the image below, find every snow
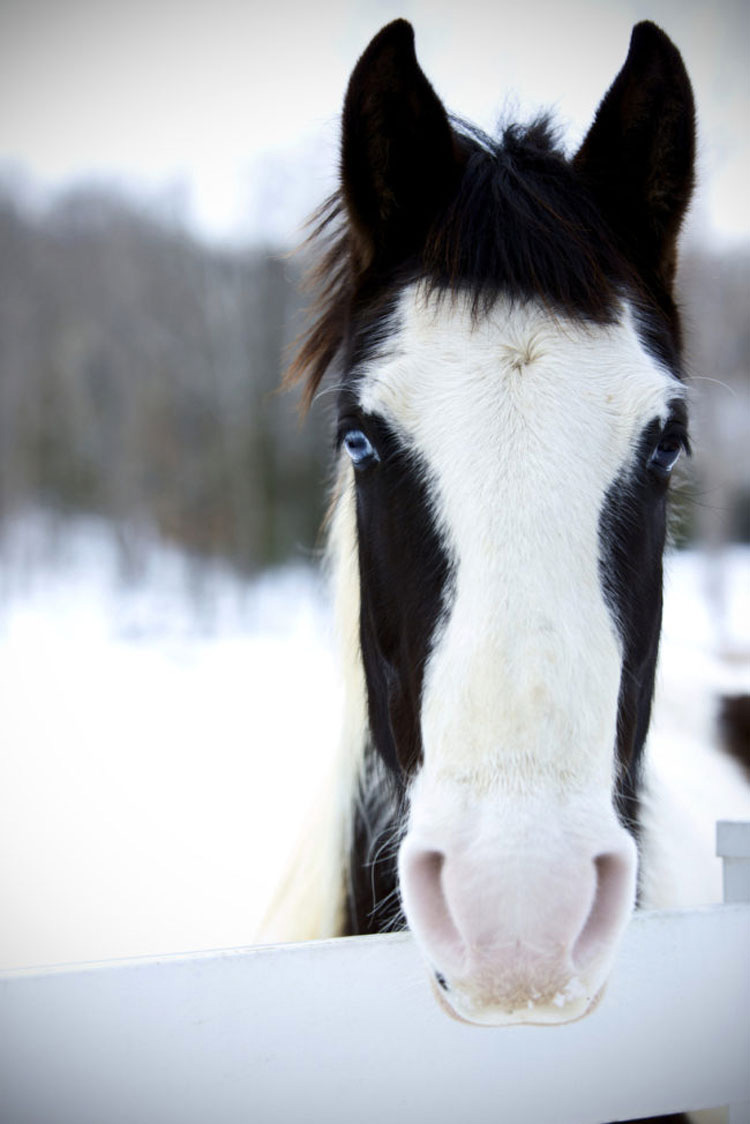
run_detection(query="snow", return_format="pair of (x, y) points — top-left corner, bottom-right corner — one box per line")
(0, 514), (342, 970)
(641, 546), (750, 910)
(0, 514), (747, 971)
(656, 544), (750, 773)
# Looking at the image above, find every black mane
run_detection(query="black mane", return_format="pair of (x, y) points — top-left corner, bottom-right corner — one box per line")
(424, 116), (629, 318)
(287, 115), (668, 408)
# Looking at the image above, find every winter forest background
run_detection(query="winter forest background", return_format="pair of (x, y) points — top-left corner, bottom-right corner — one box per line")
(0, 181), (748, 570)
(1, 0), (748, 971)
(0, 183), (329, 573)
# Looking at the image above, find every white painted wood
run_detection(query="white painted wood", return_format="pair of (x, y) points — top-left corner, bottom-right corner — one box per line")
(718, 825), (750, 1124)
(718, 821), (750, 904)
(1, 904), (749, 1124)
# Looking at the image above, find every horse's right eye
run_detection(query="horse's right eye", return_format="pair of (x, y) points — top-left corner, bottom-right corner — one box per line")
(343, 429), (380, 470)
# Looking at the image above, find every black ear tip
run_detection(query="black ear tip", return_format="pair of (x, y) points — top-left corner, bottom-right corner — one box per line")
(377, 18), (415, 42)
(366, 18), (415, 54)
(382, 17), (415, 39)
(629, 20), (687, 71)
(630, 20), (673, 48)
(350, 19), (417, 82)
(631, 19), (667, 41)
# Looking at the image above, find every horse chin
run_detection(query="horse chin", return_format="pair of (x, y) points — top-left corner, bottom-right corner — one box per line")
(428, 971), (607, 1028)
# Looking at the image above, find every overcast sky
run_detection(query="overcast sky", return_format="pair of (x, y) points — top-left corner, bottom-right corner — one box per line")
(1, 0), (747, 247)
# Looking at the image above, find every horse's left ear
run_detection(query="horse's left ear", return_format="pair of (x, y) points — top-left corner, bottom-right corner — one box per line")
(574, 21), (695, 292)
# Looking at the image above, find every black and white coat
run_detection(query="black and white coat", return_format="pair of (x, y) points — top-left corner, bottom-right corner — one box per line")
(267, 19), (750, 1038)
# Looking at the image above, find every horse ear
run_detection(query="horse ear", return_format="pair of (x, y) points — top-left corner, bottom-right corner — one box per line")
(573, 21), (695, 292)
(341, 19), (461, 268)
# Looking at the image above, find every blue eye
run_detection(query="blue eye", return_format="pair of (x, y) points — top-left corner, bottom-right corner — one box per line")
(650, 435), (683, 476)
(343, 429), (379, 469)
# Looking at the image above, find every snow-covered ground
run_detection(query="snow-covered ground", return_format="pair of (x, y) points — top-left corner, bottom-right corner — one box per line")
(0, 513), (747, 971)
(0, 514), (342, 971)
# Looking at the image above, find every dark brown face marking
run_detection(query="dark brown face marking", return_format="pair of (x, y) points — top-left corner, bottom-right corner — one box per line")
(344, 410), (452, 778)
(599, 406), (689, 836)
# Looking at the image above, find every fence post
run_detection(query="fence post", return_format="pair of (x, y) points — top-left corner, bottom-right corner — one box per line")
(718, 820), (750, 905)
(717, 821), (750, 1124)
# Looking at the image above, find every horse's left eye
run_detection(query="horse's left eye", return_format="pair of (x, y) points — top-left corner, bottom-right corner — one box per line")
(650, 434), (684, 476)
(343, 429), (380, 470)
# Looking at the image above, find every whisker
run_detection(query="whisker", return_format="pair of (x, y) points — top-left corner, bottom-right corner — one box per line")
(688, 376), (738, 398)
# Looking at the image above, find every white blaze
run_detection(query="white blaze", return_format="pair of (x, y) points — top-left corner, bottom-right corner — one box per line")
(356, 286), (684, 1023)
(359, 287), (680, 791)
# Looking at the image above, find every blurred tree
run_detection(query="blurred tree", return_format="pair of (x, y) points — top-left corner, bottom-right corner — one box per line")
(0, 180), (331, 574)
(0, 177), (746, 583)
(678, 249), (750, 547)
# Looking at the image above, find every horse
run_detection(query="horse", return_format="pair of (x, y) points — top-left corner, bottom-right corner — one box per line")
(269, 17), (750, 1051)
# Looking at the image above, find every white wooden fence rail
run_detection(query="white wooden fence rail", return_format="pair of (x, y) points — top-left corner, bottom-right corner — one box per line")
(2, 822), (749, 1124)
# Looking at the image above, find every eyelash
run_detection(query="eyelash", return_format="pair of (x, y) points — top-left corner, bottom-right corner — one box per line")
(649, 421), (690, 477)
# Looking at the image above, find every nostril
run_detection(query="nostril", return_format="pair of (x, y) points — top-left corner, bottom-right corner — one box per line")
(407, 849), (447, 931)
(400, 847), (466, 970)
(572, 851), (634, 972)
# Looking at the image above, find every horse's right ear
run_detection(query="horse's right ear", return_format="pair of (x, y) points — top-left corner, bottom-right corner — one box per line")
(341, 20), (461, 269)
